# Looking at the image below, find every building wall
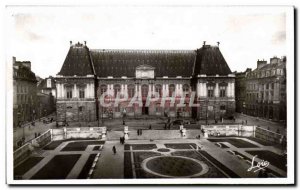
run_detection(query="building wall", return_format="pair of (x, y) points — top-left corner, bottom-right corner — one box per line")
(244, 57), (286, 121)
(13, 70), (38, 127)
(55, 77), (97, 123)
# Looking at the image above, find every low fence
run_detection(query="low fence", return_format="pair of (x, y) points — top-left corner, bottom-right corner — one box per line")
(201, 125), (256, 137)
(13, 143), (32, 166)
(255, 127), (285, 144)
(52, 127), (105, 140)
(31, 130), (52, 148)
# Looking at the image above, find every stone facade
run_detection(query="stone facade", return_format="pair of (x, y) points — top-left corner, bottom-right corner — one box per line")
(234, 68), (252, 113)
(55, 41), (235, 123)
(13, 57), (38, 128)
(242, 56), (286, 121)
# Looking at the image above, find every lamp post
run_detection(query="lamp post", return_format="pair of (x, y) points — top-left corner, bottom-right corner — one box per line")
(206, 99), (208, 125)
(17, 108), (25, 142)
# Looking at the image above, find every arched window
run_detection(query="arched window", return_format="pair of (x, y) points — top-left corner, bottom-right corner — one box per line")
(155, 84), (162, 97)
(114, 84), (121, 97)
(169, 84), (175, 97)
(127, 84), (135, 98)
(141, 84), (149, 98)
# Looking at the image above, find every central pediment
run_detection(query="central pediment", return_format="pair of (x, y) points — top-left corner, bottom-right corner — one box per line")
(136, 64), (155, 79)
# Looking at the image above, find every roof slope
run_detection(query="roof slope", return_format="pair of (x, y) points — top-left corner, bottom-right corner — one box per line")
(58, 42), (95, 76)
(193, 45), (231, 76)
(90, 49), (196, 77)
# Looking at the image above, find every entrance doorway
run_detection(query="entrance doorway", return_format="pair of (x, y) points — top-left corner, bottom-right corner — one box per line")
(142, 101), (149, 115)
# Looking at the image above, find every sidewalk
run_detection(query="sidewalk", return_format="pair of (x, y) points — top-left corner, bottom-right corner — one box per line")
(92, 141), (124, 179)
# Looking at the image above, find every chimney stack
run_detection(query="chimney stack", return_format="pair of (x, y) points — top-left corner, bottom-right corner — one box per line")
(217, 42), (220, 47)
(84, 41), (86, 46)
(203, 41), (206, 46)
(70, 41), (72, 46)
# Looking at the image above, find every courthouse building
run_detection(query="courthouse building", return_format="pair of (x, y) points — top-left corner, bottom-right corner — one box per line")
(241, 56), (286, 121)
(55, 41), (235, 123)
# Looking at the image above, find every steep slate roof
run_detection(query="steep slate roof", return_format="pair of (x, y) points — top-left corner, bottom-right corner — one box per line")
(58, 42), (232, 77)
(193, 45), (232, 76)
(58, 42), (95, 76)
(90, 49), (196, 77)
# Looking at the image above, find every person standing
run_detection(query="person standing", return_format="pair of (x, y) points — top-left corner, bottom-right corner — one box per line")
(112, 146), (116, 155)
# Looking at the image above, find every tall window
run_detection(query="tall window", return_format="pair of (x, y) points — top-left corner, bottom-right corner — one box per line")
(128, 85), (135, 98)
(207, 86), (214, 97)
(155, 84), (162, 97)
(169, 84), (175, 97)
(66, 87), (72, 99)
(142, 84), (149, 98)
(100, 85), (107, 96)
(114, 84), (121, 97)
(220, 86), (226, 97)
(183, 84), (189, 97)
(79, 88), (85, 98)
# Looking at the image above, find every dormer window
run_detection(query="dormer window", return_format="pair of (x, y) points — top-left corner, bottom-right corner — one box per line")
(136, 64), (155, 79)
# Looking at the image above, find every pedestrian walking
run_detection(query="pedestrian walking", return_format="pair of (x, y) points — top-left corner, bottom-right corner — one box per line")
(120, 137), (122, 144)
(137, 129), (140, 136)
(122, 136), (125, 144)
(149, 125), (152, 130)
(112, 146), (117, 154)
(140, 129), (142, 135)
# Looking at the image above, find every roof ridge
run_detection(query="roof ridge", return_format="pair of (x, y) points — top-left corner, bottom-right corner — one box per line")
(90, 49), (195, 53)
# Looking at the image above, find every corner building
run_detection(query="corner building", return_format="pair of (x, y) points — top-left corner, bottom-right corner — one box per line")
(55, 41), (235, 123)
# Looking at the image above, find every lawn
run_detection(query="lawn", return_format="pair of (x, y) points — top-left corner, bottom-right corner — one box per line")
(31, 154), (81, 179)
(146, 156), (203, 177)
(43, 140), (69, 150)
(164, 143), (197, 149)
(172, 151), (238, 178)
(245, 137), (274, 146)
(246, 150), (287, 171)
(61, 141), (105, 151)
(14, 157), (44, 178)
(207, 138), (258, 148)
(124, 144), (157, 150)
(77, 154), (97, 179)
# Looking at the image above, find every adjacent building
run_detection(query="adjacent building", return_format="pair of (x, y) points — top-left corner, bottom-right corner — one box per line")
(242, 56), (286, 121)
(37, 76), (56, 98)
(55, 41), (235, 124)
(36, 76), (56, 117)
(13, 57), (38, 127)
(234, 68), (252, 113)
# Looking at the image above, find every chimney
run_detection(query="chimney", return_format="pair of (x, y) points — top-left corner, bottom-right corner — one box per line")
(257, 59), (267, 69)
(270, 56), (280, 64)
(70, 41), (72, 46)
(217, 42), (220, 47)
(84, 41), (86, 46)
(203, 41), (206, 46)
(12, 57), (16, 65)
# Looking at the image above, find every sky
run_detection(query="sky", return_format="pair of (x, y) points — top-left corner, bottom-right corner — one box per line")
(6, 6), (289, 78)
